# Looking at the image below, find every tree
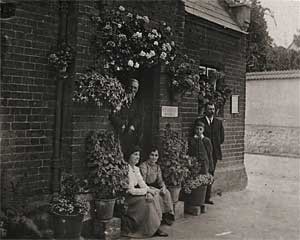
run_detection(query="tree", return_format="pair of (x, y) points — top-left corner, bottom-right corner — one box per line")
(292, 30), (300, 47)
(246, 0), (273, 72)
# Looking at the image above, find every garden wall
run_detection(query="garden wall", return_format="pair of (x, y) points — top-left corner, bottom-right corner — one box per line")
(245, 70), (300, 157)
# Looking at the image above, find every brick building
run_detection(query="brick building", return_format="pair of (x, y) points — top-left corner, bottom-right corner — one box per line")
(0, 0), (249, 203)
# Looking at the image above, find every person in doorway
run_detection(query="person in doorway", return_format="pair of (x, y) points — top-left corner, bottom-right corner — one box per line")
(109, 78), (144, 155)
(187, 121), (214, 213)
(139, 146), (175, 225)
(122, 146), (168, 238)
(195, 102), (224, 205)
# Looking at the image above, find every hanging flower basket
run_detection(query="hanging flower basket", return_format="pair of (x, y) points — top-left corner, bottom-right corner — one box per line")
(48, 42), (73, 74)
(91, 5), (176, 77)
(72, 71), (130, 113)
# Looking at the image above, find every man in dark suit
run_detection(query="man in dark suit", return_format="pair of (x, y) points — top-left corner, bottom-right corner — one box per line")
(109, 79), (144, 155)
(195, 102), (224, 204)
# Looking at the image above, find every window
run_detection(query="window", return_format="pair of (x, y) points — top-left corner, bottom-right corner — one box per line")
(198, 66), (229, 117)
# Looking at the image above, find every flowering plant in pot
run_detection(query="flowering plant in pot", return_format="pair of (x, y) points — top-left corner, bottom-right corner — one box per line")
(48, 42), (73, 74)
(72, 70), (130, 113)
(86, 130), (129, 220)
(198, 70), (232, 116)
(91, 5), (176, 77)
(182, 156), (214, 206)
(50, 173), (89, 239)
(158, 125), (189, 202)
(167, 53), (201, 98)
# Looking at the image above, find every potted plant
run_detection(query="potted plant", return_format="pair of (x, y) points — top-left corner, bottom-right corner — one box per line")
(158, 125), (189, 203)
(86, 130), (129, 220)
(182, 157), (214, 206)
(50, 173), (89, 239)
(48, 42), (73, 77)
(198, 70), (232, 116)
(91, 5), (176, 78)
(73, 70), (130, 113)
(167, 53), (200, 101)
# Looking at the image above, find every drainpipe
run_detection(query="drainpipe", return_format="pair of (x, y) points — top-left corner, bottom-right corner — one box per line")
(51, 0), (69, 192)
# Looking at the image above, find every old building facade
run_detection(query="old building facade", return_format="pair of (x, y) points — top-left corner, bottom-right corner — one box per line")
(1, 0), (248, 203)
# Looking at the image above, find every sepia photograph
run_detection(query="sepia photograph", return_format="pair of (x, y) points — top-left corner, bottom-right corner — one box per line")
(0, 0), (299, 239)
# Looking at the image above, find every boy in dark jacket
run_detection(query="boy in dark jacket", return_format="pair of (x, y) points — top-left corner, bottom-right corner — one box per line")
(188, 121), (214, 213)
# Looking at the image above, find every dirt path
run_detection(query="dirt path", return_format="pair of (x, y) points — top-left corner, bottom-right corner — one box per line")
(152, 154), (300, 240)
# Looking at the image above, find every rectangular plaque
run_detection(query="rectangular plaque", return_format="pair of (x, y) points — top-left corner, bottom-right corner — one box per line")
(161, 106), (178, 117)
(231, 95), (239, 113)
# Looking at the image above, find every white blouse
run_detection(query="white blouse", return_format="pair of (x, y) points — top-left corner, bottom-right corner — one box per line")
(128, 165), (149, 195)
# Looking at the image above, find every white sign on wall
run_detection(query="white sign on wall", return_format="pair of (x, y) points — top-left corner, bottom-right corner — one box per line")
(231, 95), (239, 113)
(161, 106), (178, 117)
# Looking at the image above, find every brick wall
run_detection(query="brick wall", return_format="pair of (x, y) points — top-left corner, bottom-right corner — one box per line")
(0, 1), (59, 198)
(0, 0), (248, 198)
(183, 14), (248, 192)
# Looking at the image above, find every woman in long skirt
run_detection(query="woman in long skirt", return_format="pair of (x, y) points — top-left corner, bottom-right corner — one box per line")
(139, 146), (174, 225)
(122, 146), (168, 238)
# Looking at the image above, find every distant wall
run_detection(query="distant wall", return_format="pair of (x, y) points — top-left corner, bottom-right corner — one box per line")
(245, 70), (300, 157)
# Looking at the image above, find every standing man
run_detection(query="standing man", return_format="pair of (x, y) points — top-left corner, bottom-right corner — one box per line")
(195, 102), (224, 204)
(109, 78), (144, 155)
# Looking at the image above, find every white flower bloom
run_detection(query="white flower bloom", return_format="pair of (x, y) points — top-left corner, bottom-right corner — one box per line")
(128, 60), (134, 67)
(143, 16), (150, 23)
(148, 33), (155, 40)
(133, 32), (142, 38)
(160, 52), (167, 60)
(153, 41), (158, 46)
(152, 29), (158, 35)
(139, 50), (146, 57)
(134, 62), (140, 68)
(166, 43), (172, 51)
(119, 6), (125, 11)
(117, 24), (122, 29)
(146, 53), (152, 59)
(171, 41), (175, 47)
(166, 26), (171, 32)
(150, 50), (156, 56)
(162, 43), (167, 51)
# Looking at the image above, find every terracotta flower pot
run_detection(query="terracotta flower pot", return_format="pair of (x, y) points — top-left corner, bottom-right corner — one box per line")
(95, 198), (116, 220)
(167, 186), (182, 203)
(52, 212), (83, 239)
(184, 185), (207, 206)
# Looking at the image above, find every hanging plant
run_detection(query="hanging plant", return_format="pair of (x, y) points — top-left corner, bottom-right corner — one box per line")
(48, 42), (74, 74)
(167, 53), (201, 97)
(198, 71), (232, 112)
(72, 71), (130, 112)
(91, 5), (176, 77)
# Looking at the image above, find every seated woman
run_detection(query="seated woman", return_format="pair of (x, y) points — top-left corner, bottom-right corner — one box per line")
(122, 146), (168, 238)
(139, 146), (175, 225)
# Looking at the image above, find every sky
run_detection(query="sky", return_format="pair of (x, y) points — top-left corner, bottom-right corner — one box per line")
(259, 0), (300, 47)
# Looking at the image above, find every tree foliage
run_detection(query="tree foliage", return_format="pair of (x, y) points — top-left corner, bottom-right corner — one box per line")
(246, 0), (300, 71)
(246, 0), (273, 72)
